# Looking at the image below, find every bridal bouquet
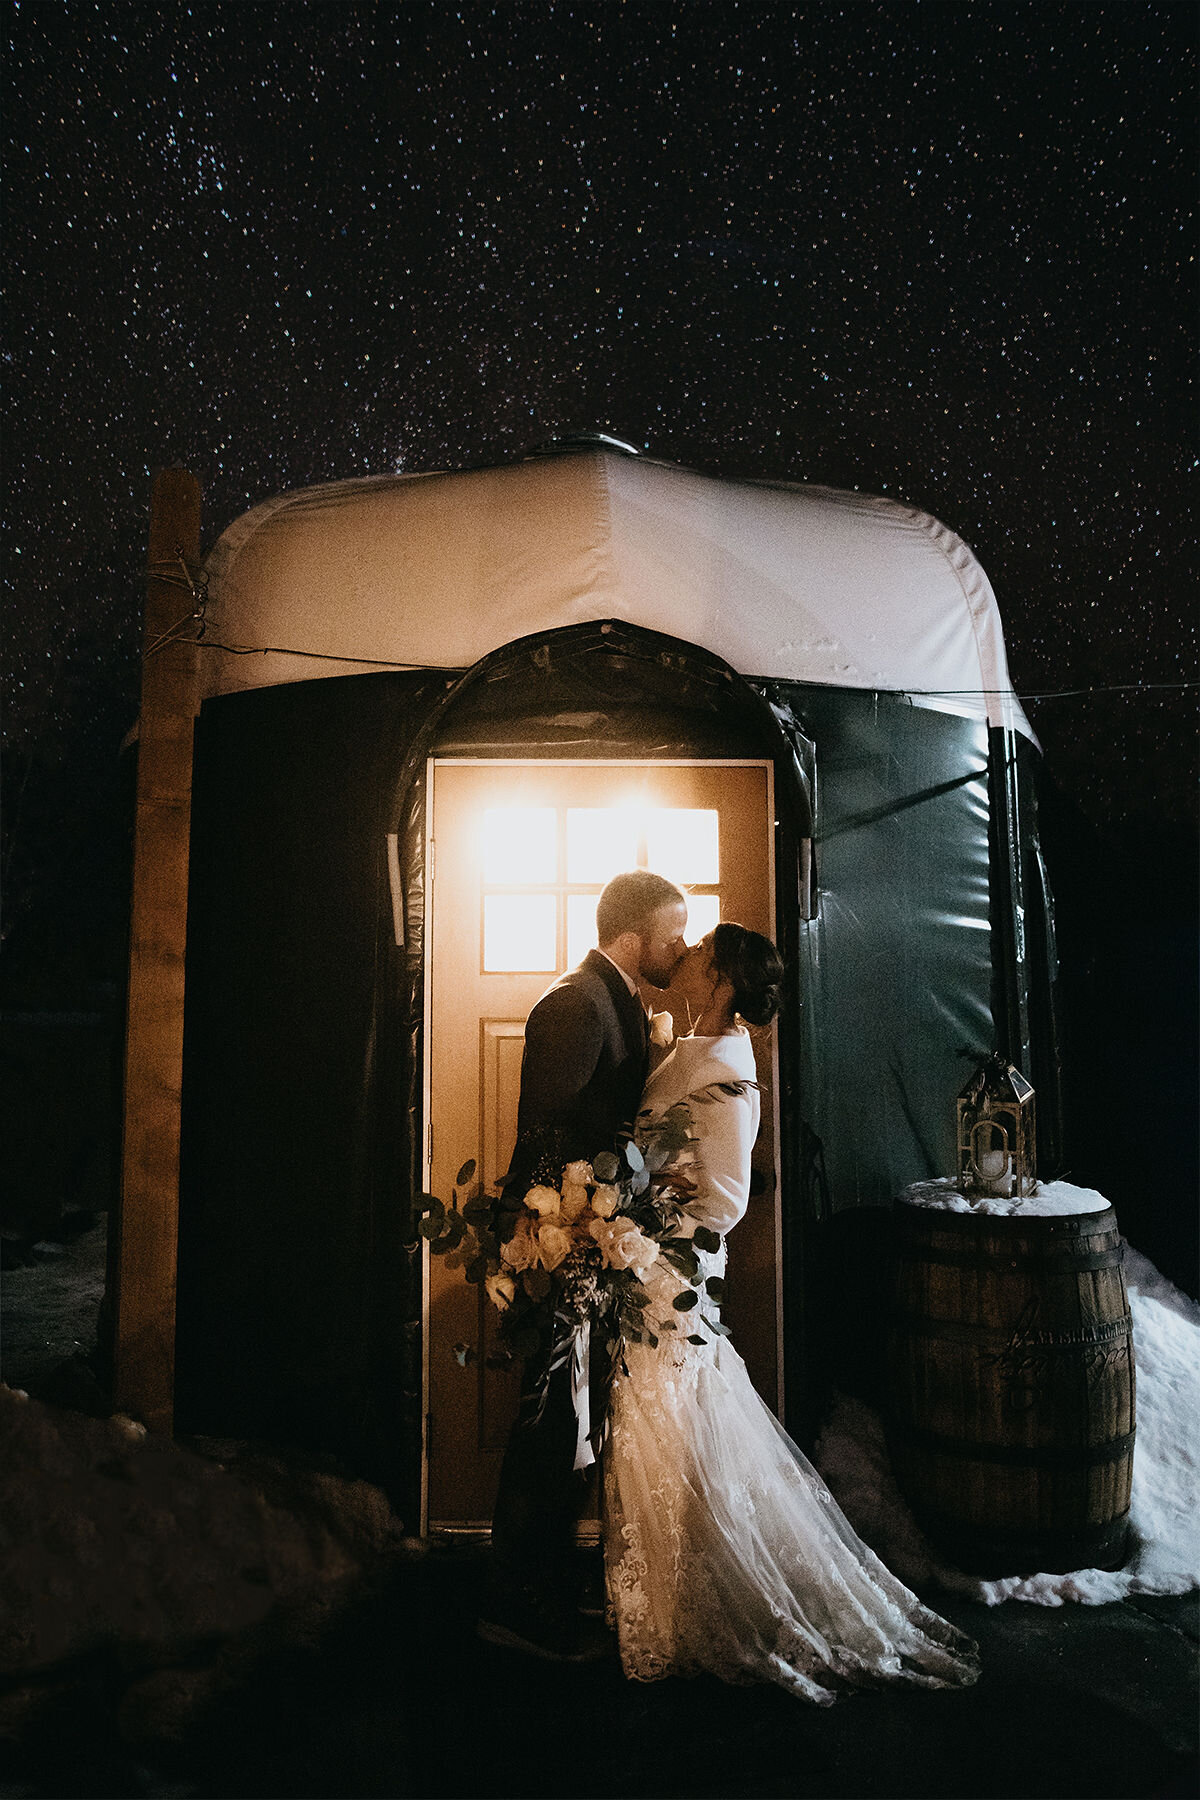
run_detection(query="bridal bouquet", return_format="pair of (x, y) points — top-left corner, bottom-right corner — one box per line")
(418, 1100), (734, 1465)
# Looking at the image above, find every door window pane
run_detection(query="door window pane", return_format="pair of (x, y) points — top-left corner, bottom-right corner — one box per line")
(483, 894), (557, 971)
(684, 893), (721, 944)
(566, 892), (602, 968)
(566, 808), (640, 884)
(482, 807), (557, 884)
(645, 809), (719, 884)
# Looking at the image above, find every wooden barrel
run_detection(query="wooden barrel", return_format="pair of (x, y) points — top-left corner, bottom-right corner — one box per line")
(887, 1202), (1135, 1576)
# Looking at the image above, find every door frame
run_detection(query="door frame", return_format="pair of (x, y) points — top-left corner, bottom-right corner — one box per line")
(419, 755), (781, 1536)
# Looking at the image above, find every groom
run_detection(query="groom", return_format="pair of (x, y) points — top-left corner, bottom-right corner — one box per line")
(480, 869), (688, 1660)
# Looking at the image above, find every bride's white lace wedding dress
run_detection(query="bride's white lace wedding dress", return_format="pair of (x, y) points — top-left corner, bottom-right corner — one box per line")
(603, 1029), (980, 1704)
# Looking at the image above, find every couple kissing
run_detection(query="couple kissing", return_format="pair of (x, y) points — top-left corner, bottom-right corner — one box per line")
(478, 870), (979, 1703)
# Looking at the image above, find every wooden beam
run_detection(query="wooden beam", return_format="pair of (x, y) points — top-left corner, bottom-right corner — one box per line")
(113, 468), (202, 1431)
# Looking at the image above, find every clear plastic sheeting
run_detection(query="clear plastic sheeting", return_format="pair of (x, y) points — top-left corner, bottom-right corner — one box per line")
(783, 685), (996, 1217)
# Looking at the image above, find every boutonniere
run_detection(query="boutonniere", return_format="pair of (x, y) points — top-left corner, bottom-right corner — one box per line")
(649, 1010), (674, 1049)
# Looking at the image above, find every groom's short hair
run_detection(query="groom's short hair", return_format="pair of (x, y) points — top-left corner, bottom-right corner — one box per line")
(596, 870), (686, 946)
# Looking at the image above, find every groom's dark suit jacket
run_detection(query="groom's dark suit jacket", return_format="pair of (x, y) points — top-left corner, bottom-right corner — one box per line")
(506, 948), (650, 1193)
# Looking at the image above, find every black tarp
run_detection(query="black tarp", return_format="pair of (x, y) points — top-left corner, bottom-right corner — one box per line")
(176, 621), (1058, 1513)
(177, 672), (444, 1510)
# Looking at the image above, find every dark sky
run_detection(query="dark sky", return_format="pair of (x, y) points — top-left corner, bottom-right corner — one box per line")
(3, 0), (1196, 965)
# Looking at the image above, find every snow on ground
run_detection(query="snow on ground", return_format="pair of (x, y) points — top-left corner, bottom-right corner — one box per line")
(814, 1244), (1200, 1607)
(0, 1383), (413, 1680)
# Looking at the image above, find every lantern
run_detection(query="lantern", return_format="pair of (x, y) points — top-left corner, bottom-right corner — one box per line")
(956, 1055), (1037, 1198)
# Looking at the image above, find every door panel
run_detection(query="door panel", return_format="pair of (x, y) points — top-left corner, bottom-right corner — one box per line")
(425, 760), (778, 1528)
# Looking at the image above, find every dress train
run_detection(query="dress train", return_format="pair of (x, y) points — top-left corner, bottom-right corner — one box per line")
(603, 1029), (979, 1703)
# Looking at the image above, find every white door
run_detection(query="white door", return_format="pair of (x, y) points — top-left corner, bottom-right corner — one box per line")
(424, 759), (779, 1530)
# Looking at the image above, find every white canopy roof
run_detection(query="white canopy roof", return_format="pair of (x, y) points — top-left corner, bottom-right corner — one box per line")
(200, 449), (1033, 738)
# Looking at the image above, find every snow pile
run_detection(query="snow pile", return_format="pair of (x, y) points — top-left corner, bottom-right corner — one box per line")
(899, 1177), (1110, 1217)
(1120, 1248), (1200, 1595)
(0, 1385), (410, 1681)
(815, 1246), (1200, 1607)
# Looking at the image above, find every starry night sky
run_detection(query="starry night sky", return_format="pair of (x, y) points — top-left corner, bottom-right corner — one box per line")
(3, 0), (1196, 989)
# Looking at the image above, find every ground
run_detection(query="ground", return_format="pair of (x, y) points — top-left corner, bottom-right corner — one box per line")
(1, 1221), (1196, 1800)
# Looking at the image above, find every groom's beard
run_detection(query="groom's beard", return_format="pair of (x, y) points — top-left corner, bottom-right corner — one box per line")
(639, 949), (685, 990)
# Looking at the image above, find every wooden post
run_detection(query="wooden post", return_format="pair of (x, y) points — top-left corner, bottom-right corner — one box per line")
(113, 468), (202, 1431)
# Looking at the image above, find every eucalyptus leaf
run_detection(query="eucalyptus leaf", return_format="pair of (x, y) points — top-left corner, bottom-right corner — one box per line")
(418, 1215), (445, 1241)
(592, 1151), (620, 1182)
(623, 1141), (645, 1173)
(687, 1334), (707, 1345)
(704, 1276), (727, 1300)
(672, 1289), (699, 1311)
(456, 1158), (478, 1186)
(692, 1226), (721, 1254)
(656, 1108), (695, 1152)
(524, 1267), (552, 1301)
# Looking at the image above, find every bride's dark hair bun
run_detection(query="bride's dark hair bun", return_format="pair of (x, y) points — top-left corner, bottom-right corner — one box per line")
(710, 923), (784, 1026)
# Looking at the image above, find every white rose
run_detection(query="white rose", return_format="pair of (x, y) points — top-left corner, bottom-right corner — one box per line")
(589, 1215), (660, 1278)
(559, 1181), (590, 1223)
(590, 1183), (620, 1220)
(649, 1011), (674, 1048)
(562, 1160), (594, 1188)
(500, 1216), (538, 1271)
(623, 1235), (660, 1279)
(524, 1184), (562, 1219)
(536, 1222), (574, 1271)
(485, 1270), (517, 1311)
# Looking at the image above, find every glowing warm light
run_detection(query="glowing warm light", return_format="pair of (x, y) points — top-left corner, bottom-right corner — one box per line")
(646, 809), (719, 884)
(483, 894), (557, 971)
(566, 807), (640, 883)
(482, 807), (557, 884)
(479, 801), (722, 972)
(566, 892), (602, 966)
(684, 893), (721, 944)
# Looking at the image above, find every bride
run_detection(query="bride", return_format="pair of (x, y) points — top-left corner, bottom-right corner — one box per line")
(603, 923), (980, 1704)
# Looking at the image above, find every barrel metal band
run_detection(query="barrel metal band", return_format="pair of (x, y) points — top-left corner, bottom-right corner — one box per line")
(895, 1242), (1124, 1273)
(910, 1502), (1131, 1563)
(892, 1422), (1136, 1469)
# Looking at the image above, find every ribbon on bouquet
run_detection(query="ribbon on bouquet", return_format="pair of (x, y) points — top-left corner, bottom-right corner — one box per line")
(569, 1319), (594, 1471)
